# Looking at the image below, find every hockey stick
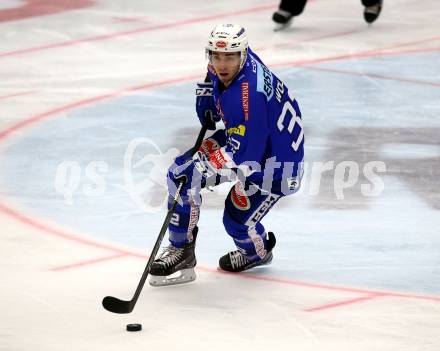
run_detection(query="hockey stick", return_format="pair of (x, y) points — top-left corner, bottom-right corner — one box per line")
(102, 123), (209, 314)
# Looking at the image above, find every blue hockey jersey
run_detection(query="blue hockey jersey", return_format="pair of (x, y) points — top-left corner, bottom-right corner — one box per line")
(206, 48), (304, 194)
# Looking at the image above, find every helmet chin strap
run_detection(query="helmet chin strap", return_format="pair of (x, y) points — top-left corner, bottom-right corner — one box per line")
(227, 49), (248, 86)
(239, 48), (248, 71)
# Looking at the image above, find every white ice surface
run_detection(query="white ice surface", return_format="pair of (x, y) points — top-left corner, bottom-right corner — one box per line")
(0, 0), (439, 350)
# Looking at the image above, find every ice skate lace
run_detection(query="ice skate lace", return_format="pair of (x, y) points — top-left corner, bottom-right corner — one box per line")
(158, 245), (183, 267)
(230, 251), (250, 269)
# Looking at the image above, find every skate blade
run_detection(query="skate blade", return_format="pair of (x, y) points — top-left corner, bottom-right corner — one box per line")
(149, 268), (196, 287)
(274, 19), (293, 32)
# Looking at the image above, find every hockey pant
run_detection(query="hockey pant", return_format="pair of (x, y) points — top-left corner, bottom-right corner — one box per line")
(168, 177), (283, 261)
(278, 0), (307, 16)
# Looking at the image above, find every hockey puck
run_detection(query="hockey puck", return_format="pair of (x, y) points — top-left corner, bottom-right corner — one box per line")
(126, 323), (142, 332)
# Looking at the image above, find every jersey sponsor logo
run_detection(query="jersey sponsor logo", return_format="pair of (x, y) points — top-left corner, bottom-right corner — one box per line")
(227, 125), (246, 137)
(187, 204), (199, 242)
(245, 194), (279, 226)
(256, 61), (273, 101)
(250, 233), (267, 259)
(231, 182), (251, 210)
(209, 149), (228, 169)
(241, 82), (249, 120)
(199, 138), (220, 156)
(216, 41), (227, 48)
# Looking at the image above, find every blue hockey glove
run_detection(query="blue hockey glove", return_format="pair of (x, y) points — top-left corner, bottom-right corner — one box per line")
(193, 151), (217, 179)
(196, 82), (219, 130)
(168, 150), (195, 184)
(167, 150), (203, 203)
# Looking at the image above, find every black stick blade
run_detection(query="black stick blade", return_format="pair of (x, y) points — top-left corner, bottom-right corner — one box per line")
(102, 296), (133, 314)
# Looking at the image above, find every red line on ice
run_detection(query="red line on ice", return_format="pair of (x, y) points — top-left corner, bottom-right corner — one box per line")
(0, 201), (132, 255)
(0, 199), (439, 305)
(0, 47), (437, 142)
(0, 91), (37, 100)
(50, 253), (128, 271)
(0, 0), (94, 23)
(0, 44), (439, 307)
(305, 66), (440, 87)
(111, 16), (150, 24)
(304, 293), (387, 312)
(0, 3), (276, 59)
(257, 29), (364, 53)
(0, 74), (198, 141)
(204, 266), (440, 304)
(271, 36), (440, 68)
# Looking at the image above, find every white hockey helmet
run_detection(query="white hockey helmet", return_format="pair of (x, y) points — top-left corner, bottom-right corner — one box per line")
(206, 24), (249, 70)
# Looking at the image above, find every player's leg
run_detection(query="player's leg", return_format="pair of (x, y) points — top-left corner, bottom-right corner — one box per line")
(148, 167), (202, 286)
(361, 0), (383, 23)
(220, 181), (281, 272)
(272, 0), (308, 29)
(149, 133), (227, 285)
(164, 131), (226, 247)
(278, 0), (308, 16)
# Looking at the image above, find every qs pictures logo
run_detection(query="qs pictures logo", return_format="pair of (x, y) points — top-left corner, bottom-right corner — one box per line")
(123, 138), (179, 213)
(54, 138), (179, 213)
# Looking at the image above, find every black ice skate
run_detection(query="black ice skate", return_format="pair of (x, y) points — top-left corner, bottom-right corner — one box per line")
(149, 227), (198, 287)
(272, 9), (293, 31)
(364, 0), (383, 24)
(219, 232), (276, 273)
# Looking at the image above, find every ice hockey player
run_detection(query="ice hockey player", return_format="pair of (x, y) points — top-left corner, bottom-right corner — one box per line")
(272, 0), (383, 29)
(149, 24), (304, 286)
